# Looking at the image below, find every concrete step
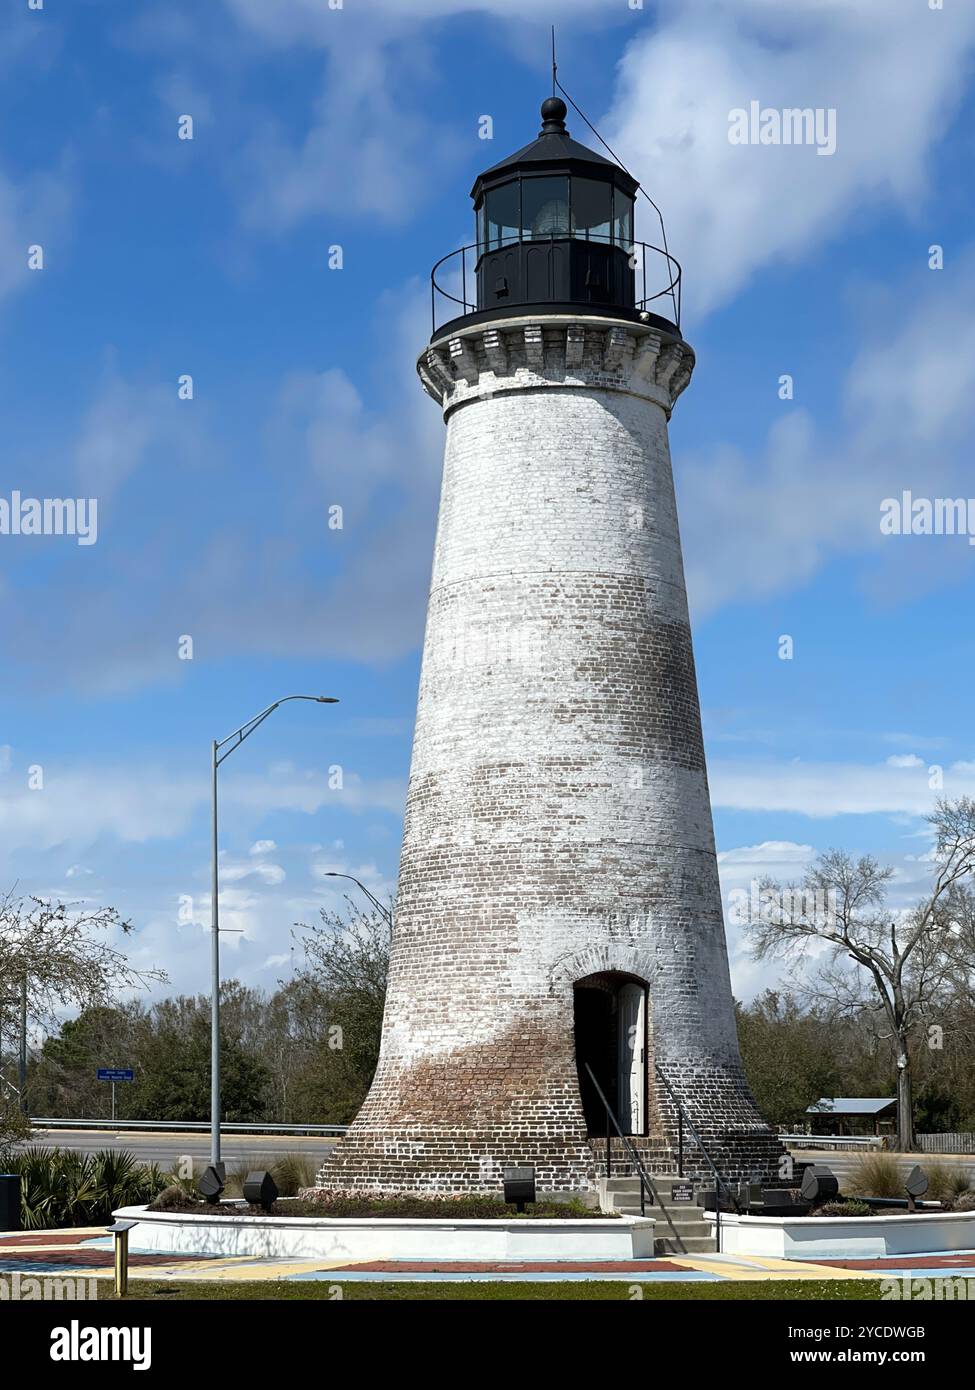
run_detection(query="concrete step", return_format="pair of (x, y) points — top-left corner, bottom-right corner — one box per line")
(619, 1205), (708, 1223)
(620, 1211), (710, 1233)
(655, 1234), (716, 1254)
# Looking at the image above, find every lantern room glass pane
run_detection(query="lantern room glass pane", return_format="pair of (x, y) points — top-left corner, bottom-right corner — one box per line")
(522, 176), (570, 239)
(613, 194), (634, 247)
(484, 182), (520, 250)
(571, 178), (612, 243)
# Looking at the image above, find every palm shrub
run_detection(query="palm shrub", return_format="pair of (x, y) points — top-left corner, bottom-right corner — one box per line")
(6, 1146), (166, 1228)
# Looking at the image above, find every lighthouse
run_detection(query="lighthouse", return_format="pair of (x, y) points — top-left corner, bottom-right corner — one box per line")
(320, 98), (782, 1193)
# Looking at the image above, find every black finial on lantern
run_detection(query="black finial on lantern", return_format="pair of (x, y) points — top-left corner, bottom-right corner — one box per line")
(540, 96), (568, 135)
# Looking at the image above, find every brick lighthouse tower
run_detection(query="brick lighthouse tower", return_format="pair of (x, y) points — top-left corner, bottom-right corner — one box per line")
(320, 97), (782, 1193)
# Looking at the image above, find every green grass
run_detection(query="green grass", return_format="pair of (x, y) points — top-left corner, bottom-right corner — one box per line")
(115, 1278), (888, 1301)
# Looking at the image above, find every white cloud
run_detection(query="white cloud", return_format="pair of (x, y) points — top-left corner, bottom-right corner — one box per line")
(0, 160), (74, 304)
(249, 839), (277, 855)
(680, 254), (975, 614)
(710, 755), (968, 818)
(219, 854), (287, 887)
(717, 840), (817, 873)
(227, 765), (407, 819)
(0, 752), (404, 852)
(0, 764), (200, 850)
(605, 0), (975, 316)
(223, 0), (614, 44)
(74, 364), (212, 503)
(886, 754), (924, 769)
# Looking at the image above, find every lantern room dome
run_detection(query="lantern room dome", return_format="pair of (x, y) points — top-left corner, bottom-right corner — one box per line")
(429, 97), (682, 342)
(471, 97), (639, 199)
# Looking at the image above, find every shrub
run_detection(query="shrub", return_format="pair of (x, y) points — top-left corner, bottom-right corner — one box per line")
(289, 1191), (605, 1219)
(948, 1191), (975, 1212)
(920, 1160), (963, 1203)
(273, 1153), (317, 1197)
(845, 1153), (903, 1199)
(222, 1159), (253, 1199)
(6, 1146), (167, 1228)
(812, 1199), (873, 1218)
(151, 1184), (199, 1212)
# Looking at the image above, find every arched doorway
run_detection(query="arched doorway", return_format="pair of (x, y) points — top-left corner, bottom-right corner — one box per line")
(573, 973), (648, 1136)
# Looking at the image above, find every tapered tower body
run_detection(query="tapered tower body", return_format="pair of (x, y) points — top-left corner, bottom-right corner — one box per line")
(320, 99), (782, 1192)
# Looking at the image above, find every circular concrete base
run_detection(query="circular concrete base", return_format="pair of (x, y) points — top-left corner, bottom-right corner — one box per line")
(113, 1204), (655, 1261)
(707, 1209), (975, 1259)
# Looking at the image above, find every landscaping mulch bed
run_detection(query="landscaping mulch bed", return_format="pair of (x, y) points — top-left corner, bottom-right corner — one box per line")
(147, 1192), (613, 1220)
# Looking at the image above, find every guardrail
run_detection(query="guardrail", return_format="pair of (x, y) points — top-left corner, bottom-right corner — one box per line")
(30, 1118), (348, 1136)
(781, 1133), (882, 1150)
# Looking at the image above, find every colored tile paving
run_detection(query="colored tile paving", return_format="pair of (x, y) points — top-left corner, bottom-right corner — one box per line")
(3, 1227), (975, 1286)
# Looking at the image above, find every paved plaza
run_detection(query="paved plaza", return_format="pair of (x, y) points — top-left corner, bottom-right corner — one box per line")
(4, 1227), (975, 1287)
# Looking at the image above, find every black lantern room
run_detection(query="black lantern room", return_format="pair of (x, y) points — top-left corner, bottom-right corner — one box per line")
(430, 98), (681, 341)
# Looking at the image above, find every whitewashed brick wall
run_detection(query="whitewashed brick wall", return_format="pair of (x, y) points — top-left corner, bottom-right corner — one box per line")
(319, 316), (782, 1193)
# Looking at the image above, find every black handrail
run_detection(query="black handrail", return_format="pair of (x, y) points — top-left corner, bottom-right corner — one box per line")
(583, 1063), (685, 1255)
(430, 236), (682, 335)
(653, 1062), (740, 1254)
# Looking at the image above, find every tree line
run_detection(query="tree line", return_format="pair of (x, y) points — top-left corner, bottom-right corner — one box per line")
(4, 796), (975, 1148)
(1, 898), (390, 1143)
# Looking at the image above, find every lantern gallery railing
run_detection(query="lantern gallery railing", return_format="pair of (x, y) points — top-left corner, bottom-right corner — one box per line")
(430, 235), (682, 337)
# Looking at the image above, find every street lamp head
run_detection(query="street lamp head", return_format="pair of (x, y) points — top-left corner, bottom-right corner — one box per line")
(315, 697), (339, 703)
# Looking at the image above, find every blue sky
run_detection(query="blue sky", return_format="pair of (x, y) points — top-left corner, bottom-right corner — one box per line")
(2, 0), (975, 1013)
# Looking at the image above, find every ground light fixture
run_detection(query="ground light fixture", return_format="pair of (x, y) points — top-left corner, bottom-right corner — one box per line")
(243, 1170), (279, 1212)
(905, 1164), (929, 1212)
(198, 1164), (226, 1204)
(503, 1166), (536, 1213)
(800, 1164), (839, 1204)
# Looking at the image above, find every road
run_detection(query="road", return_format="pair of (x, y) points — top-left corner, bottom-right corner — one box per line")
(19, 1133), (975, 1188)
(23, 1128), (337, 1172)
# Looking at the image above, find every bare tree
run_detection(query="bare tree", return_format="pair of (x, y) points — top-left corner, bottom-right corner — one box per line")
(743, 798), (975, 1151)
(289, 896), (392, 1121)
(0, 891), (167, 1115)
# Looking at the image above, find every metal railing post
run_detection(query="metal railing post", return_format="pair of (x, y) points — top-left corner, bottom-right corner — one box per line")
(654, 1061), (737, 1255)
(585, 1064), (685, 1254)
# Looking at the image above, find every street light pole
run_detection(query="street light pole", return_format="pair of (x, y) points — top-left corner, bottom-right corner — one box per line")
(210, 736), (221, 1170)
(209, 694), (338, 1171)
(18, 975), (27, 1114)
(323, 872), (393, 930)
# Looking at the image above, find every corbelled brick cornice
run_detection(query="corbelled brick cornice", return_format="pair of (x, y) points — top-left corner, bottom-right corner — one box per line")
(418, 316), (695, 418)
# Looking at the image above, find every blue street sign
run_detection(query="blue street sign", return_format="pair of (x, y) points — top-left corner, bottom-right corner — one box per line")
(97, 1068), (134, 1083)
